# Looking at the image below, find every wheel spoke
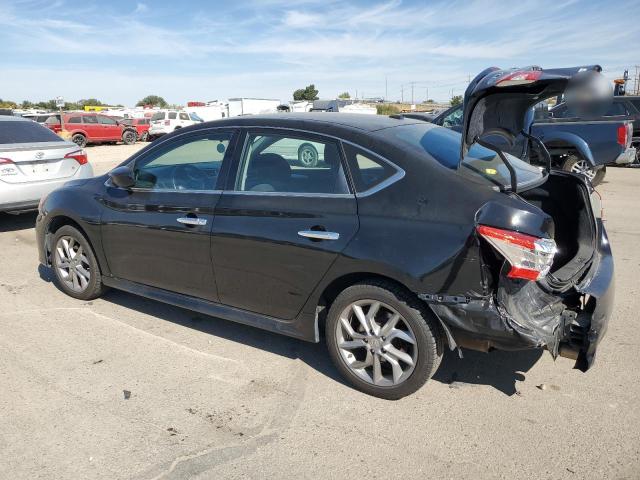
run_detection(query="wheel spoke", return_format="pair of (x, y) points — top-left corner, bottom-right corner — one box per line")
(382, 353), (403, 384)
(339, 317), (366, 340)
(352, 304), (371, 335)
(61, 239), (71, 259)
(76, 265), (90, 280)
(71, 270), (79, 289)
(385, 345), (414, 367)
(372, 354), (383, 385)
(379, 313), (400, 337)
(339, 339), (367, 350)
(385, 328), (415, 345)
(366, 301), (381, 334)
(57, 260), (70, 269)
(351, 350), (374, 369)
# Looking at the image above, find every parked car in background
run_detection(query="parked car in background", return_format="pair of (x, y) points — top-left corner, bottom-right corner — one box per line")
(36, 65), (614, 399)
(421, 99), (635, 185)
(46, 113), (138, 148)
(1, 116), (93, 213)
(148, 110), (202, 139)
(120, 117), (151, 142)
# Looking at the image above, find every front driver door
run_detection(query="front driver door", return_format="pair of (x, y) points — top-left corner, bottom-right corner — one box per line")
(100, 129), (237, 301)
(211, 129), (359, 320)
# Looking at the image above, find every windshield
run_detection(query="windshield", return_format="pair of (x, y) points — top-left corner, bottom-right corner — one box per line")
(0, 121), (64, 144)
(380, 123), (544, 189)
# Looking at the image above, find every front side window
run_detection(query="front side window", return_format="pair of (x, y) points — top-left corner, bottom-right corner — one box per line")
(98, 115), (117, 125)
(133, 132), (232, 191)
(235, 133), (349, 194)
(441, 106), (463, 128)
(342, 144), (398, 193)
(179, 113), (189, 120)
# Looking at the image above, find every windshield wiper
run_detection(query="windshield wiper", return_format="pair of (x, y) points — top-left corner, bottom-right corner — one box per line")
(473, 136), (518, 193)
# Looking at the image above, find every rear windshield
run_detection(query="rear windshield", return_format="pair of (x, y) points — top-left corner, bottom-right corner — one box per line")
(381, 123), (543, 189)
(151, 112), (165, 121)
(0, 121), (64, 144)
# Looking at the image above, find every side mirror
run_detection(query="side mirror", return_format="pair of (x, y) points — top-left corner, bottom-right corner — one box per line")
(109, 166), (135, 189)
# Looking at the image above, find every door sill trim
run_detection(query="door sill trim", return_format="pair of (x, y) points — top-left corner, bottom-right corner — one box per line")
(102, 276), (308, 340)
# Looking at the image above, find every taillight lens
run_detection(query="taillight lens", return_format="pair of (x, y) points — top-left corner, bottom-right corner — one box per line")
(477, 225), (556, 281)
(64, 150), (88, 165)
(164, 120), (170, 125)
(0, 158), (13, 165)
(496, 70), (542, 87)
(617, 124), (628, 147)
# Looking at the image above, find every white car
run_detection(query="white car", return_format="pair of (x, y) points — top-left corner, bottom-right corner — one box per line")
(0, 116), (93, 213)
(148, 111), (202, 139)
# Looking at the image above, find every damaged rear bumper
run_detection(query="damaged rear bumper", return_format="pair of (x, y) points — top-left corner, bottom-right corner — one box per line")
(421, 221), (614, 372)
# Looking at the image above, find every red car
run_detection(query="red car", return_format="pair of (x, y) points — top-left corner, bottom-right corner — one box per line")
(120, 118), (151, 142)
(46, 113), (137, 148)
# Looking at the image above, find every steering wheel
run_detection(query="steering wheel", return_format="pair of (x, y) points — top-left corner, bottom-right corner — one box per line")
(171, 164), (206, 191)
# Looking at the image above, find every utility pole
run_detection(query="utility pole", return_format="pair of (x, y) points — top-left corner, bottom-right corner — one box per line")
(385, 76), (388, 102)
(411, 82), (414, 105)
(401, 86), (404, 103)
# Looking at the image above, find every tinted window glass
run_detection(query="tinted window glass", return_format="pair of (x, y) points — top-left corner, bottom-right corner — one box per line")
(98, 115), (117, 125)
(343, 144), (397, 192)
(67, 116), (82, 124)
(606, 102), (627, 116)
(235, 133), (349, 194)
(151, 112), (165, 121)
(133, 133), (231, 191)
(168, 112), (177, 120)
(629, 99), (640, 112)
(0, 121), (64, 144)
(82, 115), (98, 124)
(44, 115), (60, 125)
(179, 113), (189, 120)
(440, 106), (463, 127)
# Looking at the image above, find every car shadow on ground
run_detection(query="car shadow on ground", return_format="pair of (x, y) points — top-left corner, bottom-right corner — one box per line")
(0, 211), (38, 233)
(37, 265), (543, 396)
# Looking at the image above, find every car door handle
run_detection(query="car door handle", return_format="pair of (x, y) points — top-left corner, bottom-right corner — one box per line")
(298, 230), (340, 240)
(177, 216), (207, 226)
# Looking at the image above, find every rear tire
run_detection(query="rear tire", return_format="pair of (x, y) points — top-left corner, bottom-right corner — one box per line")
(325, 280), (443, 399)
(562, 155), (605, 186)
(51, 225), (107, 301)
(72, 133), (87, 148)
(122, 130), (136, 145)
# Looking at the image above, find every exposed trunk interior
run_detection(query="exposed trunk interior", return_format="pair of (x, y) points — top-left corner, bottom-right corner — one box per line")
(519, 174), (596, 290)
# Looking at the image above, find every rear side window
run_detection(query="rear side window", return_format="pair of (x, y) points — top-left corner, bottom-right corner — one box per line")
(67, 116), (82, 124)
(168, 112), (177, 120)
(151, 112), (165, 121)
(342, 144), (398, 193)
(83, 115), (98, 124)
(0, 121), (64, 144)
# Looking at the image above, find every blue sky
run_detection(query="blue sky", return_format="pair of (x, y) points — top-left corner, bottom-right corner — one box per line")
(1, 0), (638, 106)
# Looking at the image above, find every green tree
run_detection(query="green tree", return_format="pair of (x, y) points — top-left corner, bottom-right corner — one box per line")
(293, 84), (319, 101)
(450, 95), (463, 106)
(78, 98), (103, 107)
(0, 99), (17, 108)
(136, 95), (168, 108)
(21, 100), (34, 109)
(376, 104), (400, 115)
(338, 91), (350, 99)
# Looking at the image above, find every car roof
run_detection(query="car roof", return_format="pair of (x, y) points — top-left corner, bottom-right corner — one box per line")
(201, 112), (425, 133)
(0, 115), (30, 122)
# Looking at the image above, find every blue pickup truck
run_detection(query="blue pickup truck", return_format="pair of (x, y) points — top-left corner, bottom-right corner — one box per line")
(410, 102), (636, 185)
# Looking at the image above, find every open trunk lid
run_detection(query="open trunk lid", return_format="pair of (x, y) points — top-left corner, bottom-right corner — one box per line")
(460, 65), (603, 163)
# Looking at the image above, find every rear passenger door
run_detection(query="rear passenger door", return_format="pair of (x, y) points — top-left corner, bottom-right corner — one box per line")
(97, 115), (121, 141)
(211, 129), (359, 320)
(81, 115), (101, 140)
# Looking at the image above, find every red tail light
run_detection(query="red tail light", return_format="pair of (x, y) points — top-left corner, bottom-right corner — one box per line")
(496, 70), (542, 87)
(0, 158), (13, 165)
(617, 124), (630, 148)
(477, 225), (556, 281)
(164, 120), (170, 125)
(64, 150), (88, 165)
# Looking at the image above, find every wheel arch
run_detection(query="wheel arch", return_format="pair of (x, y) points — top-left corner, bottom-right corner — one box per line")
(542, 133), (594, 166)
(44, 215), (104, 274)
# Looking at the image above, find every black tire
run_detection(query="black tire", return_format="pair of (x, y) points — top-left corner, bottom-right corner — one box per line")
(325, 280), (443, 400)
(122, 130), (136, 145)
(297, 143), (319, 168)
(562, 155), (605, 186)
(140, 131), (149, 142)
(72, 133), (87, 148)
(51, 225), (107, 301)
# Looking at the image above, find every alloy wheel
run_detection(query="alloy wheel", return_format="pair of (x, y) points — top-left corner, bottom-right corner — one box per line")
(55, 235), (91, 292)
(298, 145), (318, 167)
(335, 300), (418, 386)
(570, 160), (597, 181)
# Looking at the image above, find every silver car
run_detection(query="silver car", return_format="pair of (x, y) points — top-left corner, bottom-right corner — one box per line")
(0, 116), (94, 213)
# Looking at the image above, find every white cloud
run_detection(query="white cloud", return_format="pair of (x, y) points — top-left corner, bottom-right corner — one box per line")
(134, 2), (148, 14)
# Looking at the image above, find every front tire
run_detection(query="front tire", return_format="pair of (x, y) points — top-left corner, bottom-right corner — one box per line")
(122, 130), (136, 145)
(325, 281), (443, 399)
(51, 225), (107, 300)
(297, 143), (319, 168)
(72, 133), (87, 148)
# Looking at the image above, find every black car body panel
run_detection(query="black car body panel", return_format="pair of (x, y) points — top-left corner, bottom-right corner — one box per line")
(36, 108), (614, 372)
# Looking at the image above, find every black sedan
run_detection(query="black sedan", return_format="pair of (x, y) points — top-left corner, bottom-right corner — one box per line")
(36, 66), (614, 399)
